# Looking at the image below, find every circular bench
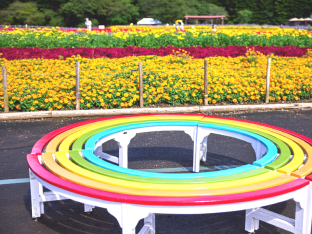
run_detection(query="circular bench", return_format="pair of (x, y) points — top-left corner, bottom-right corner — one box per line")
(27, 114), (312, 234)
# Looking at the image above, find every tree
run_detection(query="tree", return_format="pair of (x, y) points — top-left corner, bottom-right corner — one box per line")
(205, 3), (228, 16)
(0, 0), (14, 11)
(149, 0), (186, 24)
(43, 9), (64, 26)
(236, 9), (252, 24)
(60, 0), (139, 27)
(35, 0), (67, 11)
(0, 1), (45, 25)
(183, 0), (228, 16)
(136, 0), (156, 18)
(274, 0), (312, 24)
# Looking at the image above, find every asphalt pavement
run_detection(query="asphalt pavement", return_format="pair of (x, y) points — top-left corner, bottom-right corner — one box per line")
(1, 109), (312, 234)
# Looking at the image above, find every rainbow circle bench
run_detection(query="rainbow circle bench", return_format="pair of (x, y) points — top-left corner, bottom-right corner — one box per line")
(27, 114), (312, 234)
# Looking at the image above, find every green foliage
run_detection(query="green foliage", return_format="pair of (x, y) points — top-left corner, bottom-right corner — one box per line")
(0, 0), (311, 26)
(149, 0), (186, 24)
(236, 9), (252, 24)
(43, 9), (64, 26)
(136, 0), (155, 18)
(0, 1), (45, 25)
(60, 0), (139, 26)
(205, 3), (228, 16)
(204, 0), (312, 25)
(274, 0), (312, 25)
(1, 31), (311, 48)
(0, 0), (14, 11)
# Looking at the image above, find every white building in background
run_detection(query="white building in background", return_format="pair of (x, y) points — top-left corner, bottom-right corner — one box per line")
(137, 18), (162, 25)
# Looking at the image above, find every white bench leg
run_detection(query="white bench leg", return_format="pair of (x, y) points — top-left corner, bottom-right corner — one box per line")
(193, 129), (210, 172)
(108, 204), (150, 234)
(200, 136), (208, 162)
(244, 185), (312, 234)
(245, 208), (259, 233)
(294, 184), (312, 234)
(138, 213), (155, 234)
(29, 169), (44, 218)
(294, 202), (306, 234)
(115, 132), (137, 168)
(122, 226), (135, 234)
(251, 141), (267, 160)
(84, 204), (95, 213)
(118, 142), (129, 168)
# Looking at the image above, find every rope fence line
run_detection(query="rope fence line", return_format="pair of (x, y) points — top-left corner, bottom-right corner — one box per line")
(80, 66), (206, 74)
(1, 63), (311, 77)
(1, 58), (312, 113)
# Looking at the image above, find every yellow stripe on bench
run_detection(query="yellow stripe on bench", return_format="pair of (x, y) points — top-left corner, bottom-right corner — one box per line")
(41, 152), (295, 196)
(52, 151), (282, 190)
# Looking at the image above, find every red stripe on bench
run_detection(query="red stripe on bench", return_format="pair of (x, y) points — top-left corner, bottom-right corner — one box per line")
(125, 179), (309, 206)
(305, 175), (312, 181)
(27, 154), (309, 206)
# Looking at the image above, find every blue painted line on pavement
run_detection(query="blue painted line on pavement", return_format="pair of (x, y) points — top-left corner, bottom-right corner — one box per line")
(0, 178), (30, 185)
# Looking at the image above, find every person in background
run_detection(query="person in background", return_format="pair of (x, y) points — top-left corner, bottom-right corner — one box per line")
(85, 18), (92, 31)
(175, 20), (184, 31)
(212, 24), (217, 32)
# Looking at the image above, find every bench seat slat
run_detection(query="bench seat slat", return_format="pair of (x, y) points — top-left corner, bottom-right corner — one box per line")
(84, 121), (199, 151)
(82, 149), (258, 179)
(48, 117), (203, 153)
(201, 118), (305, 174)
(32, 115), (130, 154)
(198, 123), (277, 167)
(205, 116), (312, 178)
(32, 114), (205, 154)
(69, 150), (268, 184)
(41, 152), (295, 196)
(27, 154), (308, 206)
(81, 122), (276, 178)
(53, 151), (283, 191)
(62, 119), (200, 152)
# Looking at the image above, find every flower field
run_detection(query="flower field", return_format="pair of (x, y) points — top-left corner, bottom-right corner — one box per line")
(0, 49), (311, 112)
(0, 26), (311, 112)
(0, 26), (311, 48)
(0, 46), (311, 60)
